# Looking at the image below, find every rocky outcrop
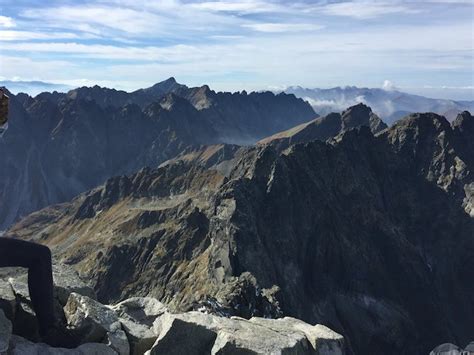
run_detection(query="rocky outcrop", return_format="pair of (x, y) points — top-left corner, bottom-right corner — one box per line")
(382, 111), (473, 216)
(6, 110), (473, 354)
(7, 336), (116, 355)
(430, 342), (474, 355)
(64, 293), (129, 355)
(149, 312), (343, 355)
(109, 297), (167, 355)
(0, 265), (343, 355)
(258, 103), (386, 151)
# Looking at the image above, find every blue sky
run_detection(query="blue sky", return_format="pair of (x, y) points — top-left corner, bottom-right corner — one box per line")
(0, 0), (473, 99)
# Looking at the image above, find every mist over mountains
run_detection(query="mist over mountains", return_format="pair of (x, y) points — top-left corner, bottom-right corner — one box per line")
(285, 85), (474, 125)
(0, 80), (73, 97)
(5, 79), (473, 128)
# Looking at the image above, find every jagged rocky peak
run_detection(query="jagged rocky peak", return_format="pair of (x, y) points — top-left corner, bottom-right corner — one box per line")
(341, 102), (387, 133)
(383, 112), (453, 155)
(392, 111), (451, 131)
(141, 77), (186, 97)
(452, 110), (473, 132)
(186, 84), (214, 110)
(257, 103), (387, 151)
(157, 92), (196, 113)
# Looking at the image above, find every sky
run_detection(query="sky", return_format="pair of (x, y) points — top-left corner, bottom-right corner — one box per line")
(0, 0), (473, 99)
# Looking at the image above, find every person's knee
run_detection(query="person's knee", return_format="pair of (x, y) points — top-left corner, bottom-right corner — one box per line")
(36, 244), (52, 261)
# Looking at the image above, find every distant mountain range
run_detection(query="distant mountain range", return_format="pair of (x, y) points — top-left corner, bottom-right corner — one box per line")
(0, 78), (315, 230)
(4, 80), (472, 127)
(285, 86), (474, 125)
(0, 80), (73, 96)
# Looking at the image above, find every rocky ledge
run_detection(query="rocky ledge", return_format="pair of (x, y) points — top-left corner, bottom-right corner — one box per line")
(0, 264), (344, 355)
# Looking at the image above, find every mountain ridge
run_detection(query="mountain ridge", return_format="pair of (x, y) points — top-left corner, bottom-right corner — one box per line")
(0, 79), (315, 230)
(7, 109), (473, 355)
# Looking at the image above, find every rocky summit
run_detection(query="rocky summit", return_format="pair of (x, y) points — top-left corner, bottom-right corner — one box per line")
(0, 264), (344, 355)
(257, 103), (387, 151)
(6, 109), (474, 354)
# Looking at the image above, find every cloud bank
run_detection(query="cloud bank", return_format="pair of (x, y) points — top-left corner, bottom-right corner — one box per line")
(0, 0), (472, 98)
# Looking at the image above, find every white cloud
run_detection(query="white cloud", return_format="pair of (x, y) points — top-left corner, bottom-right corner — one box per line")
(0, 31), (83, 41)
(190, 1), (277, 13)
(0, 16), (15, 28)
(0, 56), (76, 82)
(1, 42), (207, 62)
(19, 2), (247, 39)
(21, 6), (167, 35)
(382, 80), (396, 91)
(321, 1), (420, 19)
(2, 0), (472, 96)
(209, 35), (245, 40)
(242, 23), (324, 33)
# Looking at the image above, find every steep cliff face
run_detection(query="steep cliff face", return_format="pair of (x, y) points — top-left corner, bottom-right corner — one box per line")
(8, 111), (474, 355)
(382, 111), (473, 216)
(0, 81), (315, 230)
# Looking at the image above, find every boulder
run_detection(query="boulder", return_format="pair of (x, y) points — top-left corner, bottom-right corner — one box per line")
(211, 317), (310, 354)
(149, 311), (345, 355)
(8, 276), (40, 341)
(248, 317), (344, 355)
(52, 264), (97, 306)
(149, 312), (217, 355)
(64, 293), (129, 355)
(0, 279), (16, 321)
(3, 263), (96, 340)
(429, 343), (461, 355)
(109, 297), (167, 355)
(8, 335), (117, 355)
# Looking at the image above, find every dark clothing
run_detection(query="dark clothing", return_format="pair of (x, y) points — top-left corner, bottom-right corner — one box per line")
(0, 237), (55, 336)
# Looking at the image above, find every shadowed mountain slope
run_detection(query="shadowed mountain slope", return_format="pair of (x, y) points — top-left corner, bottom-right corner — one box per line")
(0, 80), (315, 230)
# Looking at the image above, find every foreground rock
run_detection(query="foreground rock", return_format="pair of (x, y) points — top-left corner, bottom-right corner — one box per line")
(109, 297), (167, 355)
(8, 336), (116, 355)
(149, 312), (344, 355)
(64, 293), (129, 355)
(0, 264), (96, 341)
(0, 266), (343, 355)
(0, 310), (12, 352)
(429, 342), (474, 355)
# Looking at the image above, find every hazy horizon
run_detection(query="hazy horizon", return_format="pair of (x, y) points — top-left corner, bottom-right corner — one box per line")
(1, 0), (473, 100)
(1, 77), (474, 103)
